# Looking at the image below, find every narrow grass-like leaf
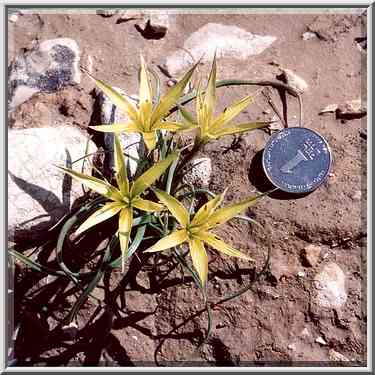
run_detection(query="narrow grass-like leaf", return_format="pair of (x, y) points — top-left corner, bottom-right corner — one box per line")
(9, 250), (65, 276)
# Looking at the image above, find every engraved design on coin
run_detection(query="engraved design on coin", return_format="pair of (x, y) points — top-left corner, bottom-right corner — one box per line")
(262, 128), (332, 193)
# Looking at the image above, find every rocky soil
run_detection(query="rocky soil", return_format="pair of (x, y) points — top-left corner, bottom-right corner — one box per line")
(8, 8), (367, 367)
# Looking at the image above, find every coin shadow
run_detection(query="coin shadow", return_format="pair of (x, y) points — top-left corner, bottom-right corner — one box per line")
(248, 150), (310, 200)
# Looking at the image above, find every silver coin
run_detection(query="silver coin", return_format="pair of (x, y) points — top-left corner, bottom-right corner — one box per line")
(262, 127), (332, 193)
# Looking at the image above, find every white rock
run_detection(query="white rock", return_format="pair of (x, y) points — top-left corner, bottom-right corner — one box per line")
(141, 13), (169, 36)
(351, 190), (361, 201)
(8, 38), (80, 111)
(302, 244), (321, 267)
(8, 126), (96, 241)
(315, 336), (327, 345)
(9, 14), (19, 23)
(302, 31), (318, 40)
(166, 23), (276, 75)
(98, 87), (144, 177)
(182, 157), (212, 188)
(319, 104), (338, 115)
(280, 68), (308, 94)
(300, 327), (310, 337)
(337, 99), (367, 119)
(96, 9), (119, 17)
(329, 349), (350, 362)
(297, 271), (305, 278)
(287, 343), (297, 351)
(314, 263), (347, 308)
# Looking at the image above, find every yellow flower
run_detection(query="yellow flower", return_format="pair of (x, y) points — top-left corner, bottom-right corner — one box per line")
(180, 54), (269, 144)
(144, 188), (261, 286)
(88, 56), (198, 151)
(56, 134), (176, 262)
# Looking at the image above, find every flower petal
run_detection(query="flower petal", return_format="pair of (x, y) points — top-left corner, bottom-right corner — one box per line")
(89, 123), (140, 133)
(189, 238), (208, 287)
(132, 198), (164, 212)
(118, 207), (133, 258)
(204, 53), (217, 123)
(55, 166), (122, 201)
(139, 55), (153, 130)
(87, 72), (140, 126)
(144, 229), (188, 253)
(206, 193), (264, 229)
(76, 202), (123, 235)
(196, 231), (254, 261)
(191, 188), (227, 227)
(151, 62), (198, 124)
(114, 134), (129, 196)
(130, 153), (177, 198)
(211, 95), (254, 131)
(142, 131), (157, 152)
(211, 121), (269, 138)
(155, 121), (197, 132)
(153, 189), (190, 227)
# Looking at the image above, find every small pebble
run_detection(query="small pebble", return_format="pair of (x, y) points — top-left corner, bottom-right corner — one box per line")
(329, 349), (350, 362)
(288, 343), (297, 351)
(315, 336), (327, 345)
(301, 327), (310, 337)
(280, 68), (309, 94)
(302, 31), (318, 40)
(132, 335), (138, 341)
(9, 14), (19, 23)
(302, 244), (321, 267)
(319, 104), (338, 115)
(351, 190), (362, 201)
(167, 79), (177, 87)
(297, 271), (305, 278)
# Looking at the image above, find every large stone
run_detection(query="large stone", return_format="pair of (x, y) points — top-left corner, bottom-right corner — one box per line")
(8, 38), (80, 111)
(8, 126), (96, 241)
(166, 23), (276, 75)
(301, 244), (321, 267)
(137, 13), (170, 38)
(313, 263), (347, 309)
(182, 157), (212, 188)
(98, 87), (144, 177)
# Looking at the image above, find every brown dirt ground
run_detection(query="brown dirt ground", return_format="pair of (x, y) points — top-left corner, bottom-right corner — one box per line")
(9, 9), (367, 366)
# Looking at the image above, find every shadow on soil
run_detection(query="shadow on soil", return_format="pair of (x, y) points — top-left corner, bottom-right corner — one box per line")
(11, 215), (262, 367)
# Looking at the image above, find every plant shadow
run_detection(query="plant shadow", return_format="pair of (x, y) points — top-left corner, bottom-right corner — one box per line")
(11, 219), (261, 366)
